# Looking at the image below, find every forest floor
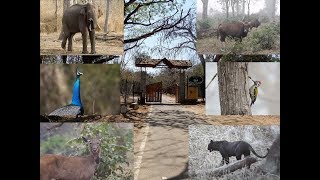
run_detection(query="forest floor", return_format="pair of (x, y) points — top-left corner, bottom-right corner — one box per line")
(197, 37), (280, 55)
(40, 32), (123, 55)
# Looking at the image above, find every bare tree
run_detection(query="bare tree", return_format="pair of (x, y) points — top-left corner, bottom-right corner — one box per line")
(55, 0), (58, 32)
(217, 62), (251, 115)
(201, 0), (209, 19)
(265, 0), (277, 20)
(242, 0), (246, 16)
(124, 0), (191, 51)
(104, 0), (110, 32)
(236, 0), (240, 16)
(218, 0), (230, 19)
(247, 0), (251, 17)
(231, 0), (235, 17)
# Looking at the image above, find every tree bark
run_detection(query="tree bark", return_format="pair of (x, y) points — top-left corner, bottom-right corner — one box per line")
(236, 0), (240, 16)
(247, 0), (250, 18)
(231, 0), (235, 17)
(201, 0), (209, 19)
(242, 0), (245, 16)
(259, 135), (280, 175)
(55, 0), (58, 32)
(266, 0), (276, 21)
(217, 62), (251, 115)
(104, 0), (110, 33)
(225, 0), (229, 19)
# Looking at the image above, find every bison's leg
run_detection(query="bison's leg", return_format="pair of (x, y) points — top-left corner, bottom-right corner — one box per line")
(220, 35), (226, 42)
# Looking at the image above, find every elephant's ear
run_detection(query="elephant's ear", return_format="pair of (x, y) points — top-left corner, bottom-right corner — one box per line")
(80, 7), (87, 15)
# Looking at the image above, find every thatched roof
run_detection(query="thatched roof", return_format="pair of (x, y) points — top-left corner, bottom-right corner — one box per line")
(135, 58), (192, 69)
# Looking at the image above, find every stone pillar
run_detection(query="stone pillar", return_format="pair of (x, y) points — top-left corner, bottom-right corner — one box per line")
(179, 70), (185, 103)
(140, 70), (146, 104)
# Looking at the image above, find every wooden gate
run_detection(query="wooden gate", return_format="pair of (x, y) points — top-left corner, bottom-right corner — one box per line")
(146, 82), (162, 102)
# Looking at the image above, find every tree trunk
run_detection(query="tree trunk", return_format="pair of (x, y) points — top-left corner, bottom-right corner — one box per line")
(55, 0), (58, 32)
(104, 0), (110, 32)
(266, 0), (276, 21)
(242, 0), (245, 16)
(202, 0), (209, 19)
(226, 0), (229, 19)
(190, 156), (257, 178)
(259, 135), (280, 175)
(231, 0), (235, 17)
(247, 0), (250, 18)
(236, 0), (240, 16)
(217, 62), (251, 115)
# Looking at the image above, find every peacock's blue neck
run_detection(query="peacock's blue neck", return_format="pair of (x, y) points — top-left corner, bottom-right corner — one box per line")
(71, 77), (83, 107)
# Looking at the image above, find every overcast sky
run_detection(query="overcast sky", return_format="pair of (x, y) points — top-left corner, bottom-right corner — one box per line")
(206, 62), (280, 115)
(197, 0), (280, 15)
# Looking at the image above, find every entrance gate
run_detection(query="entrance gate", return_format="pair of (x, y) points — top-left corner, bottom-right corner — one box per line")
(146, 82), (162, 102)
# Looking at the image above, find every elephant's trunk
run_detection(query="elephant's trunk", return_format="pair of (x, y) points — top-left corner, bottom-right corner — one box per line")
(88, 18), (94, 32)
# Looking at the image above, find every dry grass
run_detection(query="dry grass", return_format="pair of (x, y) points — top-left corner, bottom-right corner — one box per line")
(204, 115), (280, 125)
(40, 0), (124, 55)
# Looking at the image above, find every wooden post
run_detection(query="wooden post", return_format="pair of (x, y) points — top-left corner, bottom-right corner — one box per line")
(124, 79), (127, 105)
(140, 69), (146, 104)
(132, 82), (135, 103)
(179, 70), (186, 103)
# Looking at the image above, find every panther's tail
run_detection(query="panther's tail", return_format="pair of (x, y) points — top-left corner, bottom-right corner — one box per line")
(249, 146), (269, 158)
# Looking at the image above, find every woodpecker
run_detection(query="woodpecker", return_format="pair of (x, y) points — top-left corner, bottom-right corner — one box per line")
(249, 80), (261, 107)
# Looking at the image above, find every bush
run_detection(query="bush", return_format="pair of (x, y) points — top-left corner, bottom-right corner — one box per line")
(198, 19), (212, 30)
(245, 22), (280, 52)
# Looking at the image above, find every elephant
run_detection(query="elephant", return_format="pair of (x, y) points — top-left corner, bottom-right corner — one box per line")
(60, 3), (97, 54)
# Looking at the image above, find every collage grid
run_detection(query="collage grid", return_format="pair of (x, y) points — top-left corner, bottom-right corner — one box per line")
(40, 0), (280, 180)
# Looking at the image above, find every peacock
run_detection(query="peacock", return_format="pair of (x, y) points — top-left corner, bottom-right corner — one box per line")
(48, 68), (84, 118)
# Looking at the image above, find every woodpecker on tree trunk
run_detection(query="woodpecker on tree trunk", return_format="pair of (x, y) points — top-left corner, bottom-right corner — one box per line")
(248, 76), (261, 107)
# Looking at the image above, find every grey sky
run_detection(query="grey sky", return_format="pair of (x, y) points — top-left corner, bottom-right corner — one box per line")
(197, 0), (280, 15)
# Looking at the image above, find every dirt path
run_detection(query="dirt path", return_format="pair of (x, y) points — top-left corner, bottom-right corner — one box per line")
(133, 94), (280, 180)
(40, 33), (123, 55)
(134, 95), (209, 180)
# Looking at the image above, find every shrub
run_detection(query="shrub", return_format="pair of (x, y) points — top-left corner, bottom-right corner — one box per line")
(245, 22), (280, 52)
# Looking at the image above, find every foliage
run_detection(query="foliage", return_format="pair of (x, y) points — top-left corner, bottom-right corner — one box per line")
(197, 19), (212, 30)
(244, 22), (280, 52)
(40, 123), (133, 180)
(197, 21), (280, 54)
(40, 135), (69, 154)
(82, 123), (133, 179)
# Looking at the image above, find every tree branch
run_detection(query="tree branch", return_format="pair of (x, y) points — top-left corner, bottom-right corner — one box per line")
(124, 9), (191, 44)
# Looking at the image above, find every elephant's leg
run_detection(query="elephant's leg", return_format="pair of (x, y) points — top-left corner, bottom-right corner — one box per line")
(81, 31), (88, 54)
(61, 32), (69, 50)
(67, 33), (75, 51)
(89, 30), (96, 54)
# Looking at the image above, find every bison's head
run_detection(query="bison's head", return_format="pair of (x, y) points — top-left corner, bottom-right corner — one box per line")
(242, 21), (250, 36)
(249, 19), (261, 29)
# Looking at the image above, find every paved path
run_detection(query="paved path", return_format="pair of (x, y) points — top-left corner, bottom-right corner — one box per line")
(134, 95), (209, 180)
